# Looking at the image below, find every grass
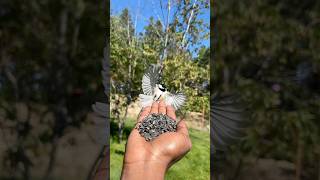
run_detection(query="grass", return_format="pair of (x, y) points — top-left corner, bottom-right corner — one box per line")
(110, 119), (210, 180)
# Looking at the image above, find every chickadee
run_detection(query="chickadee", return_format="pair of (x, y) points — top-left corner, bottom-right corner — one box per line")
(139, 64), (186, 110)
(153, 84), (167, 101)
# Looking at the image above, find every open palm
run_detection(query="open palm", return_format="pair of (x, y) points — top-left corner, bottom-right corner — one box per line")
(123, 100), (192, 168)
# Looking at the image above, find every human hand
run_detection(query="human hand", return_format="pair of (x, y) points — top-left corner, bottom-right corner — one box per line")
(121, 100), (192, 180)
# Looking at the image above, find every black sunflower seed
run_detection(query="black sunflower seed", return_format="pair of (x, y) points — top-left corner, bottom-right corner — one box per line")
(135, 113), (177, 141)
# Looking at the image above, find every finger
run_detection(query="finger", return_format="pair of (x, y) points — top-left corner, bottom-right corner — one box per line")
(166, 105), (176, 120)
(150, 101), (159, 114)
(158, 100), (166, 114)
(137, 106), (151, 122)
(177, 120), (189, 136)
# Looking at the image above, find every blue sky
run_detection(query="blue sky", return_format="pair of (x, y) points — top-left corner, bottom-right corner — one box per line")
(111, 0), (210, 56)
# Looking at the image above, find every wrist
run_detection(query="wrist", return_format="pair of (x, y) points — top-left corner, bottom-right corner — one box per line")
(121, 160), (168, 180)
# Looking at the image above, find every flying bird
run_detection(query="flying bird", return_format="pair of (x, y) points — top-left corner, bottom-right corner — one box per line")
(211, 94), (246, 151)
(139, 64), (186, 110)
(211, 93), (248, 178)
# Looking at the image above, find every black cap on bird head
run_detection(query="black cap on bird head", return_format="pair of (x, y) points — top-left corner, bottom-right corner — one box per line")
(158, 84), (166, 92)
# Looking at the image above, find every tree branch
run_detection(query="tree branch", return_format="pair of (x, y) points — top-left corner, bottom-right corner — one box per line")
(181, 0), (198, 49)
(161, 0), (171, 64)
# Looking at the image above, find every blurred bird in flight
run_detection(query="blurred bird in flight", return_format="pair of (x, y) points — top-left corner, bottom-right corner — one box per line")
(139, 64), (186, 110)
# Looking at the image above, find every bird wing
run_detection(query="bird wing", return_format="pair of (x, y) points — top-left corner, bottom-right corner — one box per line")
(165, 92), (186, 110)
(91, 46), (109, 146)
(142, 64), (161, 95)
(139, 94), (154, 108)
(295, 62), (313, 84)
(210, 94), (248, 175)
(92, 102), (109, 145)
(211, 94), (247, 151)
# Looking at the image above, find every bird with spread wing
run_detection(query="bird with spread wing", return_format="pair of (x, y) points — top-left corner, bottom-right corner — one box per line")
(139, 64), (186, 110)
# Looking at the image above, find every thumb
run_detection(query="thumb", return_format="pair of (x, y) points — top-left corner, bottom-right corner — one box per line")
(176, 120), (189, 136)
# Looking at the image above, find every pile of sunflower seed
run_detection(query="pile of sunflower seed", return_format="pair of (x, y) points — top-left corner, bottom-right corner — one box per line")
(136, 113), (177, 141)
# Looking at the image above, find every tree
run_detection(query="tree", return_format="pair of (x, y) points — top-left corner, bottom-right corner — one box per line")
(110, 8), (147, 142)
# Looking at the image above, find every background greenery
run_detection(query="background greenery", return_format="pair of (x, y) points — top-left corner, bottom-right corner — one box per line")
(213, 0), (320, 179)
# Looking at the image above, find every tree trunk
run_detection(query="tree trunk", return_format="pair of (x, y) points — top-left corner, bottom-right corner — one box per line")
(202, 103), (205, 128)
(161, 0), (171, 63)
(23, 159), (30, 180)
(181, 0), (198, 49)
(118, 103), (129, 143)
(295, 131), (303, 180)
(118, 121), (124, 143)
(223, 66), (230, 91)
(42, 137), (59, 180)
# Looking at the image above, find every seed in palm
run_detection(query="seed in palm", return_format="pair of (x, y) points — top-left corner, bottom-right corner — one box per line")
(136, 113), (177, 141)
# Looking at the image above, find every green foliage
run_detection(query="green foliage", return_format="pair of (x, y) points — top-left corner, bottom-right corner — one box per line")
(163, 55), (209, 113)
(215, 0), (320, 178)
(111, 5), (210, 116)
